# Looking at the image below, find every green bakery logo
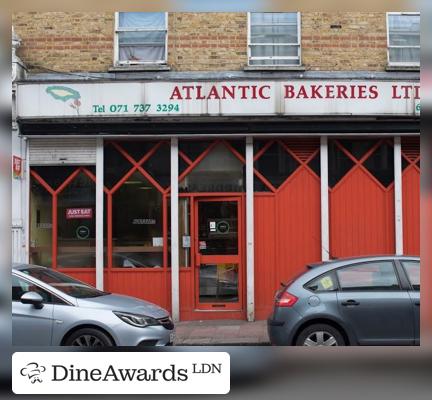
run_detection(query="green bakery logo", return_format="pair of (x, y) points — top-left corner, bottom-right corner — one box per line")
(46, 86), (81, 114)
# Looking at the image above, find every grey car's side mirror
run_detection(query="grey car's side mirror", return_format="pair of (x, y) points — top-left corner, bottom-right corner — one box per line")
(20, 291), (44, 309)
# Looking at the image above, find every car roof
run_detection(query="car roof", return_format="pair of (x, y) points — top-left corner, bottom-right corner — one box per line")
(306, 255), (419, 269)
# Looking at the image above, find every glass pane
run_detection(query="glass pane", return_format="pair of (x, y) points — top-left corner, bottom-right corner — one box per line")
(389, 47), (420, 64)
(337, 262), (400, 291)
(57, 172), (95, 268)
(250, 44), (299, 58)
(119, 31), (166, 45)
(180, 143), (244, 192)
(104, 143), (133, 189)
(199, 263), (239, 303)
(118, 12), (166, 29)
(363, 143), (394, 187)
(250, 12), (297, 25)
(338, 139), (377, 160)
(328, 141), (355, 188)
(179, 198), (191, 267)
(198, 201), (238, 255)
(254, 142), (299, 188)
(32, 166), (75, 191)
(179, 140), (213, 161)
(119, 45), (165, 63)
(30, 176), (52, 267)
(112, 172), (163, 268)
(388, 14), (420, 46)
(402, 261), (420, 290)
(250, 25), (298, 44)
(249, 58), (300, 66)
(142, 143), (171, 189)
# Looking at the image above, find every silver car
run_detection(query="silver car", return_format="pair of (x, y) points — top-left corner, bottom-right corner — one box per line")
(12, 264), (174, 346)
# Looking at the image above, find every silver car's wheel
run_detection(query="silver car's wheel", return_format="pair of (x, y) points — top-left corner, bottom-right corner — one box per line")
(71, 334), (105, 347)
(64, 328), (114, 347)
(303, 331), (338, 346)
(295, 323), (345, 346)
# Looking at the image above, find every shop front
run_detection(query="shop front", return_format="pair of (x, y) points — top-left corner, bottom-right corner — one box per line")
(15, 77), (420, 321)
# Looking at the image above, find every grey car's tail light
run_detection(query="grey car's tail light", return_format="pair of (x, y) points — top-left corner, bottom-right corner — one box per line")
(275, 291), (298, 307)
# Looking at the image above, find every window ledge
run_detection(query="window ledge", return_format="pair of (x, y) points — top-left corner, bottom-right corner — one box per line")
(244, 65), (306, 72)
(386, 65), (420, 72)
(109, 64), (171, 72)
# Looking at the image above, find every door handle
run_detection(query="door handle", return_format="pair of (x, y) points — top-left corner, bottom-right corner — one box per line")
(341, 300), (360, 306)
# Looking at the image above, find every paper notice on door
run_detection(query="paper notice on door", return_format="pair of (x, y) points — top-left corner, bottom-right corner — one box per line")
(152, 237), (163, 247)
(199, 241), (207, 250)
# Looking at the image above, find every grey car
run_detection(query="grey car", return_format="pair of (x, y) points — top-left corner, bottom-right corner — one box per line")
(268, 256), (420, 346)
(12, 263), (174, 346)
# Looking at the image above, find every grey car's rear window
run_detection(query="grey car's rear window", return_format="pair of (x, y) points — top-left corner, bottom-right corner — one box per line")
(305, 272), (337, 292)
(20, 267), (109, 298)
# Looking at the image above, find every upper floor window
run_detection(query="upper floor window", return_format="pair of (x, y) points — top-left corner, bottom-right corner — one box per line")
(248, 12), (301, 66)
(115, 12), (167, 65)
(387, 12), (420, 66)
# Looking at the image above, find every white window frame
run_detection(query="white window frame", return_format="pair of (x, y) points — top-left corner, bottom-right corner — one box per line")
(247, 12), (301, 66)
(386, 12), (420, 67)
(114, 12), (168, 66)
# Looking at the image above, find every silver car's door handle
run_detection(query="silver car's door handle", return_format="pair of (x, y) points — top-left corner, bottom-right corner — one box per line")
(341, 300), (360, 306)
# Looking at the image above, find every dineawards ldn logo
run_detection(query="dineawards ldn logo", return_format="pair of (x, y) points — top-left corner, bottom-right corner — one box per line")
(20, 362), (47, 384)
(12, 352), (230, 394)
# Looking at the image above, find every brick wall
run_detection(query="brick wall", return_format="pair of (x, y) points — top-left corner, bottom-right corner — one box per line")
(302, 12), (388, 71)
(13, 12), (389, 73)
(168, 13), (247, 71)
(12, 12), (114, 72)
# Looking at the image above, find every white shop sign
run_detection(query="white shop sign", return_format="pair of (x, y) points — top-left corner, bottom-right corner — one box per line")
(17, 80), (420, 118)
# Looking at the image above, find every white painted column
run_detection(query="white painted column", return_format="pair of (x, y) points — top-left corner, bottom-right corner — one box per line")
(320, 136), (330, 261)
(24, 137), (30, 263)
(394, 136), (404, 255)
(245, 137), (255, 322)
(95, 138), (104, 290)
(170, 137), (180, 322)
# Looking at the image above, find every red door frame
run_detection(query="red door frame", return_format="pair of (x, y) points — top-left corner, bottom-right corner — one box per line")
(192, 195), (245, 311)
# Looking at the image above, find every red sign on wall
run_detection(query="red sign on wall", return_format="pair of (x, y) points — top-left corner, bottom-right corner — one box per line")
(12, 156), (22, 179)
(66, 208), (93, 219)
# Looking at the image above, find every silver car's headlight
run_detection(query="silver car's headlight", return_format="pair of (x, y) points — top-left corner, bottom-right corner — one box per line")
(113, 311), (160, 328)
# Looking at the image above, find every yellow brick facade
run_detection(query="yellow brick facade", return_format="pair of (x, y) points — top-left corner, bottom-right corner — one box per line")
(13, 12), (390, 73)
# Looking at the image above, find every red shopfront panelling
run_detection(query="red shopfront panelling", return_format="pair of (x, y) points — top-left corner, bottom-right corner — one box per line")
(402, 137), (420, 255)
(329, 139), (395, 257)
(254, 139), (321, 320)
(58, 269), (96, 286)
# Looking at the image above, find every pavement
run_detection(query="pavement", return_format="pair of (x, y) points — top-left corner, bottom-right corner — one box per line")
(173, 319), (270, 345)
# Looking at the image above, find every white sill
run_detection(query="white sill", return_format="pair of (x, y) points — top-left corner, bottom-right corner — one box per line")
(244, 65), (306, 71)
(109, 64), (171, 72)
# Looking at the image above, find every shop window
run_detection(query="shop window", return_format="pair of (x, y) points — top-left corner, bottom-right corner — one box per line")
(248, 12), (301, 66)
(180, 143), (244, 192)
(387, 12), (420, 66)
(32, 166), (76, 191)
(402, 157), (410, 171)
(254, 175), (272, 192)
(328, 141), (355, 188)
(363, 143), (394, 188)
(308, 153), (321, 177)
(168, 198), (191, 268)
(57, 172), (96, 268)
(142, 143), (171, 189)
(117, 141), (156, 162)
(179, 141), (213, 161)
(337, 139), (377, 161)
(30, 176), (53, 267)
(104, 143), (134, 189)
(254, 141), (299, 188)
(112, 172), (163, 268)
(115, 12), (167, 65)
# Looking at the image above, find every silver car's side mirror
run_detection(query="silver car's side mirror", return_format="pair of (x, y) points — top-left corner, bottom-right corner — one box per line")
(20, 291), (44, 309)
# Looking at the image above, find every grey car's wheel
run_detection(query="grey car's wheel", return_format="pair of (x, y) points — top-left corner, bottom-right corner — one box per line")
(64, 328), (114, 347)
(296, 324), (345, 346)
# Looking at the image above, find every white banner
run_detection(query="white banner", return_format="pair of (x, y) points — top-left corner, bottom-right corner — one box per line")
(17, 80), (420, 118)
(12, 351), (230, 394)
